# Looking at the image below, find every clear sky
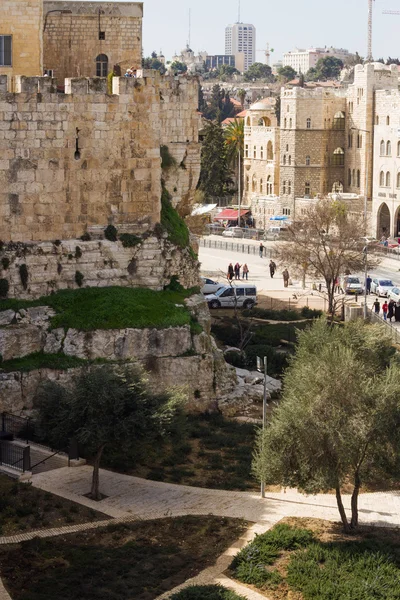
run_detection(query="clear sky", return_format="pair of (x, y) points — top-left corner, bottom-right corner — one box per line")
(83, 0), (400, 62)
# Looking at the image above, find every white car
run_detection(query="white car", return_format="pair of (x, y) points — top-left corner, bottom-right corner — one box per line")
(206, 284), (257, 310)
(201, 277), (224, 295)
(388, 287), (400, 303)
(370, 278), (395, 297)
(222, 227), (243, 238)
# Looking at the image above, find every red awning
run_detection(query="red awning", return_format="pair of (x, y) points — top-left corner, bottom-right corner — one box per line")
(214, 209), (249, 220)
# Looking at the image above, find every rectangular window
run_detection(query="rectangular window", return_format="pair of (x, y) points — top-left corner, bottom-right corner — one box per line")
(0, 35), (12, 67)
(99, 31), (105, 40)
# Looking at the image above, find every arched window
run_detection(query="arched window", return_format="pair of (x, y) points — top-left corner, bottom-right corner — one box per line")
(259, 116), (271, 126)
(386, 171), (391, 187)
(348, 134), (353, 148)
(260, 146), (264, 159)
(333, 147), (344, 166)
(306, 155), (310, 166)
(284, 118), (287, 128)
(288, 155), (291, 165)
(289, 118), (292, 128)
(333, 111), (345, 130)
(252, 175), (257, 192)
(380, 171), (385, 187)
(397, 173), (400, 189)
(245, 144), (249, 158)
(267, 141), (273, 160)
(282, 181), (286, 194)
(386, 116), (390, 126)
(288, 180), (292, 194)
(380, 140), (385, 155)
(267, 175), (272, 194)
(357, 169), (360, 188)
(246, 175), (249, 191)
(260, 179), (263, 193)
(96, 54), (108, 77)
(398, 141), (400, 157)
(253, 146), (257, 159)
(387, 141), (391, 156)
(357, 134), (362, 149)
(306, 117), (311, 129)
(283, 155), (286, 165)
(348, 169), (352, 186)
(305, 181), (311, 196)
(376, 115), (379, 125)
(352, 169), (355, 185)
(287, 104), (290, 112)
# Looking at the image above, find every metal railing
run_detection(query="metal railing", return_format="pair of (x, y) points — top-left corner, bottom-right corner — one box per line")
(205, 224), (283, 241)
(368, 308), (400, 344)
(0, 442), (30, 472)
(200, 237), (276, 259)
(1, 412), (35, 444)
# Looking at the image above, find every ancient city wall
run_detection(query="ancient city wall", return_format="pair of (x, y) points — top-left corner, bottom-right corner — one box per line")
(0, 72), (200, 243)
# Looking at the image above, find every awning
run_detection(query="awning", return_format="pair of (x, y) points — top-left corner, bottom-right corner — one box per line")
(270, 216), (289, 221)
(214, 209), (250, 220)
(191, 203), (217, 216)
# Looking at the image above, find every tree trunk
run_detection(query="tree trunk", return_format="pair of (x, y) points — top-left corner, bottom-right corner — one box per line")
(335, 485), (350, 532)
(350, 470), (361, 529)
(90, 444), (106, 501)
(327, 279), (335, 317)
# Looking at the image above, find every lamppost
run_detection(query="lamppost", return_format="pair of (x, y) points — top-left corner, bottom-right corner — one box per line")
(350, 126), (371, 319)
(256, 355), (268, 498)
(43, 9), (72, 32)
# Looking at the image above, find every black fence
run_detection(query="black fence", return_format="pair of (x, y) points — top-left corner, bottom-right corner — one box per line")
(200, 238), (276, 259)
(1, 412), (36, 444)
(0, 442), (30, 472)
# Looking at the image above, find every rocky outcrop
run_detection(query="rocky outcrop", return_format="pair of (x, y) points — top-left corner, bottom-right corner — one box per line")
(218, 367), (282, 418)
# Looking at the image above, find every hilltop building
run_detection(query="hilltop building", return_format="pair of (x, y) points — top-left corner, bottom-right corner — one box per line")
(283, 47), (351, 74)
(225, 22), (255, 72)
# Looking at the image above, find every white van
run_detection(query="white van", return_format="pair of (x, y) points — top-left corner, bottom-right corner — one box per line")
(206, 284), (257, 309)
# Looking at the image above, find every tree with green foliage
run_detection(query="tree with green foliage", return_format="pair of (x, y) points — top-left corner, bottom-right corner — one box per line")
(224, 118), (244, 198)
(198, 121), (231, 199)
(277, 65), (296, 82)
(170, 60), (188, 74)
(142, 52), (166, 74)
(36, 365), (184, 500)
(244, 62), (274, 82)
(237, 88), (246, 109)
(274, 95), (281, 126)
(253, 319), (400, 532)
(202, 84), (236, 123)
(306, 56), (344, 81)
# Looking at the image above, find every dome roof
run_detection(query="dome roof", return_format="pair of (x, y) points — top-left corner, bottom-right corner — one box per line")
(249, 98), (274, 111)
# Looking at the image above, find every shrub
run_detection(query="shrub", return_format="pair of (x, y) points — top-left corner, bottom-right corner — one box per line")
(75, 246), (82, 259)
(161, 186), (190, 248)
(75, 271), (84, 287)
(0, 279), (9, 298)
(160, 145), (177, 169)
(170, 585), (247, 599)
(224, 350), (246, 368)
(164, 275), (184, 292)
(104, 224), (118, 242)
(119, 233), (142, 248)
(19, 264), (29, 290)
(54, 240), (62, 246)
(234, 562), (282, 588)
(244, 345), (289, 377)
(1, 257), (10, 270)
(300, 306), (323, 319)
(80, 232), (91, 242)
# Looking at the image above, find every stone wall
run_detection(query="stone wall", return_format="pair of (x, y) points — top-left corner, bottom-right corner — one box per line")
(0, 0), (43, 78)
(43, 1), (143, 83)
(0, 72), (200, 242)
(0, 236), (199, 300)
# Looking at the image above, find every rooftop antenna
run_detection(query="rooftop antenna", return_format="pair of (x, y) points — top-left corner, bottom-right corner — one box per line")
(188, 8), (191, 48)
(238, 0), (241, 23)
(367, 0), (375, 62)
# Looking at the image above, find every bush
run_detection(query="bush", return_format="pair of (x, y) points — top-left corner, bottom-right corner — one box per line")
(75, 271), (84, 287)
(104, 225), (118, 242)
(75, 246), (82, 259)
(1, 257), (10, 270)
(19, 264), (29, 290)
(300, 306), (323, 319)
(80, 232), (91, 242)
(234, 562), (282, 588)
(0, 279), (9, 298)
(170, 585), (247, 600)
(244, 345), (289, 377)
(160, 145), (177, 169)
(161, 186), (190, 248)
(164, 275), (184, 292)
(119, 233), (142, 248)
(224, 350), (246, 368)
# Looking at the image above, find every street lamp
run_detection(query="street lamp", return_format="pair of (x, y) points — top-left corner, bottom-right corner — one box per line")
(256, 355), (268, 498)
(43, 9), (72, 32)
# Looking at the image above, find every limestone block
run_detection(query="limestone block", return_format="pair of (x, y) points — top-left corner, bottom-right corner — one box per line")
(120, 326), (192, 360)
(184, 294), (210, 335)
(44, 328), (65, 354)
(0, 373), (24, 412)
(0, 310), (16, 326)
(25, 306), (55, 326)
(0, 325), (44, 361)
(192, 332), (212, 355)
(62, 329), (87, 359)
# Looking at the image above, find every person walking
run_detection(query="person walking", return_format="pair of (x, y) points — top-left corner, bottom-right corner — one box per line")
(366, 275), (372, 295)
(234, 262), (241, 280)
(373, 298), (380, 314)
(269, 260), (276, 278)
(242, 264), (249, 280)
(283, 268), (290, 288)
(395, 300), (400, 322)
(382, 300), (388, 321)
(259, 242), (264, 258)
(388, 299), (395, 322)
(227, 263), (234, 281)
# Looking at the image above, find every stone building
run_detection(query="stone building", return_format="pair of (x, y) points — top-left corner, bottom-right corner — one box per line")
(0, 0), (43, 78)
(43, 1), (143, 83)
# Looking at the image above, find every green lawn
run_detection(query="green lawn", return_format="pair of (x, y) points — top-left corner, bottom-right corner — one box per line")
(0, 287), (198, 331)
(0, 516), (247, 600)
(0, 475), (107, 535)
(230, 520), (400, 599)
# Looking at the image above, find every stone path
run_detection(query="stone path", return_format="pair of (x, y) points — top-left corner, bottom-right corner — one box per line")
(0, 465), (397, 600)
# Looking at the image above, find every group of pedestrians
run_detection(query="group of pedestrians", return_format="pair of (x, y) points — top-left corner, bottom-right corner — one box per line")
(373, 298), (400, 322)
(227, 262), (249, 281)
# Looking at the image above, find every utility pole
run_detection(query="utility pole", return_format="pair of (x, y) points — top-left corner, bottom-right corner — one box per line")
(367, 0), (375, 62)
(257, 356), (268, 499)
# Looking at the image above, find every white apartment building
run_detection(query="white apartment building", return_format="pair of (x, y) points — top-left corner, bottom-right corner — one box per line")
(225, 23), (255, 72)
(283, 47), (350, 74)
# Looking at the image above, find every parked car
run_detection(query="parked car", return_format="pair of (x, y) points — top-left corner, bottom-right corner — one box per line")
(206, 284), (257, 309)
(222, 227), (244, 238)
(387, 287), (400, 303)
(343, 276), (364, 295)
(370, 278), (395, 297)
(200, 277), (224, 295)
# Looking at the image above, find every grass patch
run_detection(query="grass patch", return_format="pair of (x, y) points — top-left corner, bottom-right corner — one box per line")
(0, 353), (101, 372)
(243, 306), (322, 321)
(161, 185), (190, 248)
(170, 585), (247, 599)
(0, 474), (107, 535)
(0, 515), (247, 600)
(230, 519), (400, 599)
(0, 287), (197, 331)
(104, 413), (258, 491)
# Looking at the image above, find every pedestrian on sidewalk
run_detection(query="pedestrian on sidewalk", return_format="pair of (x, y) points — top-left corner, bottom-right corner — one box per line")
(227, 263), (234, 281)
(269, 260), (276, 278)
(373, 298), (380, 314)
(283, 268), (290, 288)
(366, 275), (372, 295)
(242, 264), (249, 280)
(395, 301), (400, 322)
(388, 299), (395, 322)
(382, 301), (388, 321)
(234, 262), (241, 280)
(259, 242), (264, 258)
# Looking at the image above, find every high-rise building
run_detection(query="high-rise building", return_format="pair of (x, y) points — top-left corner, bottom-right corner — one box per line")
(225, 23), (255, 72)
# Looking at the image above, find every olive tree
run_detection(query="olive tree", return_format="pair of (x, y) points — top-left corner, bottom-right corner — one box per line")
(252, 319), (400, 531)
(35, 364), (185, 500)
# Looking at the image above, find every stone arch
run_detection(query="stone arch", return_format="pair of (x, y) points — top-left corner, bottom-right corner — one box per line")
(258, 116), (271, 126)
(395, 206), (400, 238)
(377, 202), (391, 238)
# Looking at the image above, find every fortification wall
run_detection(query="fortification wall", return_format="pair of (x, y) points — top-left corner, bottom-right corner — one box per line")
(0, 72), (200, 243)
